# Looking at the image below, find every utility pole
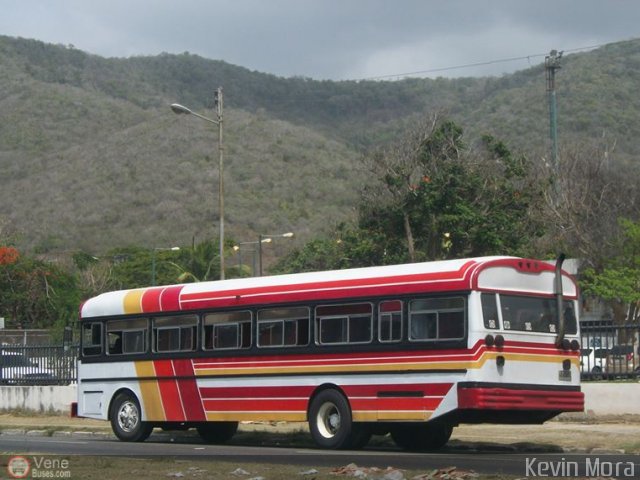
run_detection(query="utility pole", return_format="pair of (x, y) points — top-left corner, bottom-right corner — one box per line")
(214, 87), (225, 280)
(545, 50), (562, 203)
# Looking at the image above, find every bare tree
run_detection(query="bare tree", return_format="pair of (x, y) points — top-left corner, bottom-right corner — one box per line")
(361, 113), (444, 262)
(541, 138), (639, 269)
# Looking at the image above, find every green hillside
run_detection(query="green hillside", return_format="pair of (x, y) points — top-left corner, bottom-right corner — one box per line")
(1, 35), (639, 254)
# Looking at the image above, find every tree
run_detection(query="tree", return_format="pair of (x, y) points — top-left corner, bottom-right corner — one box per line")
(581, 218), (640, 324)
(541, 140), (640, 269)
(361, 116), (543, 261)
(276, 117), (544, 273)
(0, 249), (80, 330)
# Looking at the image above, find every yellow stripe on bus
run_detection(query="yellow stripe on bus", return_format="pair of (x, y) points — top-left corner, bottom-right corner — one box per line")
(206, 412), (306, 422)
(193, 353), (579, 376)
(123, 289), (145, 314)
(135, 361), (166, 421)
(355, 411), (432, 422)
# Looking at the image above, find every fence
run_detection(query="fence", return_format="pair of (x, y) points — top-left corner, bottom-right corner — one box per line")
(580, 322), (640, 380)
(0, 344), (78, 386)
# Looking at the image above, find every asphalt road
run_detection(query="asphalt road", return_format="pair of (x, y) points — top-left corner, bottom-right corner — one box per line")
(1, 434), (639, 477)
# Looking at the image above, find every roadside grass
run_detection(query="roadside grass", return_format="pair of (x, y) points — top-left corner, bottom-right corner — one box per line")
(1, 455), (515, 480)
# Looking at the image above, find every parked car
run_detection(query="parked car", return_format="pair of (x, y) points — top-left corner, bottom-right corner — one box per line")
(0, 350), (56, 385)
(580, 347), (609, 378)
(605, 345), (638, 378)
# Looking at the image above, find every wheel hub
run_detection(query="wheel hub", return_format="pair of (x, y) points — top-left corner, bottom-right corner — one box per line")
(117, 401), (139, 432)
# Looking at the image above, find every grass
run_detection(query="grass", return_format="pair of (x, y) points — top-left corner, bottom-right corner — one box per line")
(0, 455), (511, 480)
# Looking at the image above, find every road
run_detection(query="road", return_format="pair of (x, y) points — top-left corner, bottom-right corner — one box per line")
(1, 433), (638, 477)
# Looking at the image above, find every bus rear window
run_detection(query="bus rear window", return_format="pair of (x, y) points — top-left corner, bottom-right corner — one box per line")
(499, 295), (577, 335)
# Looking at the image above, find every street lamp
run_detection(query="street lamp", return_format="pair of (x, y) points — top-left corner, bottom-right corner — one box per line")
(170, 86), (225, 280)
(234, 238), (272, 276)
(151, 247), (180, 286)
(259, 232), (294, 276)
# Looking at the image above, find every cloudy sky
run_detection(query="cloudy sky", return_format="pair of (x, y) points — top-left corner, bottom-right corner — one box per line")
(2, 0), (640, 80)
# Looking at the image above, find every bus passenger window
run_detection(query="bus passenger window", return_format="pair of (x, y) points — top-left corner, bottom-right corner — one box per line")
(409, 297), (465, 342)
(257, 307), (310, 348)
(81, 323), (103, 357)
(203, 311), (252, 350)
(379, 301), (402, 343)
(106, 319), (148, 355)
(153, 315), (197, 353)
(316, 303), (372, 345)
(481, 294), (499, 329)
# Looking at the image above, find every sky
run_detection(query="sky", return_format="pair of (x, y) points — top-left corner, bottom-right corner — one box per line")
(1, 0), (640, 80)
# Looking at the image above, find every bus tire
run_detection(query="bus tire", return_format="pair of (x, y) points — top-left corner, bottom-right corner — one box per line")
(110, 392), (153, 442)
(308, 389), (353, 449)
(196, 422), (238, 444)
(390, 422), (452, 451)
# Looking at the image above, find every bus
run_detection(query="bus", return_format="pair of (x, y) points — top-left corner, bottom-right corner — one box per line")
(77, 255), (584, 450)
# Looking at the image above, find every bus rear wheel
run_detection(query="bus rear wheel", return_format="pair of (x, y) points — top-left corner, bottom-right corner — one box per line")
(196, 422), (238, 444)
(309, 389), (355, 449)
(110, 392), (153, 442)
(390, 422), (452, 451)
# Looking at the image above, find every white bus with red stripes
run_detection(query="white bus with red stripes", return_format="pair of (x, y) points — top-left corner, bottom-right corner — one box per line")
(77, 255), (583, 450)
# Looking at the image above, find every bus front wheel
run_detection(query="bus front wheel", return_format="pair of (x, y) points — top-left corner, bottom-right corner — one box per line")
(309, 389), (354, 449)
(110, 392), (153, 442)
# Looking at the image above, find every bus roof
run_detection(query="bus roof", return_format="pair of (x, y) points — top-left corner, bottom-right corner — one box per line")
(80, 256), (578, 319)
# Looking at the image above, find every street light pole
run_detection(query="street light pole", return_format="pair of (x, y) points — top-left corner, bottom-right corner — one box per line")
(170, 86), (226, 280)
(258, 232), (294, 276)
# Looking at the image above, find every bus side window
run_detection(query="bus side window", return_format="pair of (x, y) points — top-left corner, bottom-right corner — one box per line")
(153, 315), (198, 353)
(107, 319), (148, 355)
(316, 303), (372, 345)
(203, 311), (252, 350)
(82, 323), (103, 357)
(379, 301), (402, 343)
(409, 297), (465, 342)
(257, 307), (310, 348)
(481, 294), (499, 329)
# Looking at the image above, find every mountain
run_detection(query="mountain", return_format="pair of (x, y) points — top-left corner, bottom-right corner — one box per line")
(1, 35), (639, 255)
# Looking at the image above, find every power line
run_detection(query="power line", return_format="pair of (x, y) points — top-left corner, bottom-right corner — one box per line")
(355, 43), (605, 81)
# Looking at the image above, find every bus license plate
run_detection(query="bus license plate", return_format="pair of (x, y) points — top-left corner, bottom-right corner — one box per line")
(558, 370), (572, 381)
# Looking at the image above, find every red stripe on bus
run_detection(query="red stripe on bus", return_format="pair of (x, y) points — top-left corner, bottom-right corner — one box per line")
(350, 397), (444, 411)
(202, 399), (308, 412)
(141, 288), (163, 312)
(172, 359), (206, 421)
(200, 385), (314, 399)
(180, 280), (473, 310)
(178, 263), (477, 310)
(153, 360), (185, 421)
(160, 285), (183, 312)
(182, 263), (476, 302)
(342, 383), (453, 397)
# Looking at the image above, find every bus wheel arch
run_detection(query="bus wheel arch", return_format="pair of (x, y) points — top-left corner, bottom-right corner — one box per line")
(108, 389), (153, 442)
